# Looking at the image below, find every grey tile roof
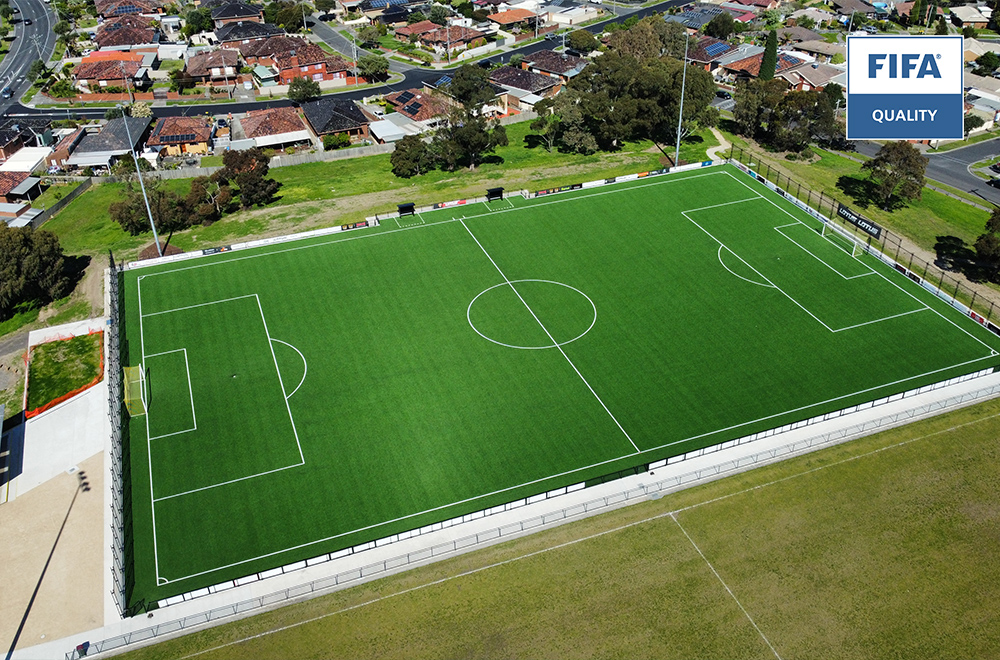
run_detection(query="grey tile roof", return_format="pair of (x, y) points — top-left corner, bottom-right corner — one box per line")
(215, 21), (284, 42)
(76, 116), (151, 153)
(211, 2), (262, 19)
(302, 97), (369, 134)
(489, 66), (559, 93)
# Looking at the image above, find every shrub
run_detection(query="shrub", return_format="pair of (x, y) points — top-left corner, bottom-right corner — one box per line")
(323, 133), (351, 150)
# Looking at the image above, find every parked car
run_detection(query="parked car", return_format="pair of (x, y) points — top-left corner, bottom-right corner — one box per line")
(545, 32), (559, 40)
(987, 178), (1000, 189)
(1, 87), (12, 99)
(862, 25), (877, 34)
(716, 90), (732, 100)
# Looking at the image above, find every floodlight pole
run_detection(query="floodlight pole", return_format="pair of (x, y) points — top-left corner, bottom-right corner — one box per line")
(674, 34), (689, 169)
(119, 106), (162, 257)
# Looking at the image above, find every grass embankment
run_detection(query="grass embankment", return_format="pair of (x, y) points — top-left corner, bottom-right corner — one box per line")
(26, 332), (102, 411)
(118, 395), (1000, 660)
(44, 122), (718, 260)
(31, 181), (82, 209)
(727, 139), (990, 252)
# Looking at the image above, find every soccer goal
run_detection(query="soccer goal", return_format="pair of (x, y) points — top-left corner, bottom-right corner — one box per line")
(821, 222), (863, 258)
(123, 366), (146, 416)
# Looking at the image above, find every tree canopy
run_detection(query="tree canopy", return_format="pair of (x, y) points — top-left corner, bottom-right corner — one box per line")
(861, 141), (927, 208)
(0, 225), (70, 322)
(288, 76), (321, 103)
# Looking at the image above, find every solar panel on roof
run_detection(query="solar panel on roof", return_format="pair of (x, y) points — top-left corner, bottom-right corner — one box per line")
(397, 91), (414, 104)
(705, 42), (729, 57)
(408, 102), (422, 111)
(433, 75), (452, 87)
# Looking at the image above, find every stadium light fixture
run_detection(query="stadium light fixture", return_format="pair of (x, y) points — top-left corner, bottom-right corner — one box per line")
(117, 104), (162, 258)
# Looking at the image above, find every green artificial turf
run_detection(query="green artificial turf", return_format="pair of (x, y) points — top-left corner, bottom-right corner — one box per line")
(26, 333), (102, 412)
(121, 165), (1000, 608)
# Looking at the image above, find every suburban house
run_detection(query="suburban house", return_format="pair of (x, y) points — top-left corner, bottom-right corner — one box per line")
(64, 117), (151, 170)
(731, 0), (778, 10)
(777, 61), (846, 91)
(238, 35), (308, 63)
(687, 36), (737, 72)
(722, 51), (804, 80)
(418, 26), (488, 55)
(383, 88), (450, 127)
(777, 26), (822, 43)
(0, 172), (40, 204)
(788, 7), (836, 24)
(46, 128), (86, 170)
(544, 2), (600, 25)
(237, 106), (312, 148)
(271, 44), (351, 85)
(95, 15), (159, 48)
(394, 19), (439, 39)
(830, 0), (879, 19)
(489, 65), (560, 97)
(964, 37), (1000, 63)
(145, 116), (214, 155)
(214, 21), (285, 47)
(95, 0), (160, 18)
(72, 59), (150, 91)
(486, 7), (538, 29)
(185, 49), (241, 83)
(211, 1), (263, 27)
(521, 49), (587, 83)
(793, 40), (845, 63)
(951, 5), (990, 28)
(302, 97), (372, 139)
(0, 119), (51, 163)
(893, 1), (943, 20)
(665, 5), (752, 31)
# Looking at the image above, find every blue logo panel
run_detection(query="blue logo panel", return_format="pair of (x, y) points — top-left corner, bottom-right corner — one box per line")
(847, 93), (963, 140)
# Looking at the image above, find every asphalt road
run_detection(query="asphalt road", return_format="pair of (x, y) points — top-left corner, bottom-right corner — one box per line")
(4, 0), (691, 121)
(0, 0), (56, 116)
(857, 139), (1000, 206)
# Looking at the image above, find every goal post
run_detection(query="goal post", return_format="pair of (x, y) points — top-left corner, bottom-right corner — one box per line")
(821, 222), (861, 258)
(123, 366), (146, 416)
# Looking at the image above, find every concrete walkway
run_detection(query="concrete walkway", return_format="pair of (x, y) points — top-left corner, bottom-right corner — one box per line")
(706, 127), (731, 161)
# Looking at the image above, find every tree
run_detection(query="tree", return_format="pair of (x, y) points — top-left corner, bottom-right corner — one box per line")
(964, 25), (978, 38)
(975, 231), (1000, 279)
(653, 19), (689, 59)
(53, 19), (71, 36)
(288, 76), (321, 103)
(357, 54), (389, 81)
(965, 114), (986, 135)
(861, 141), (927, 208)
(357, 24), (380, 46)
(274, 2), (309, 31)
(235, 171), (281, 208)
(974, 51), (1000, 76)
(568, 29), (599, 52)
(407, 10), (426, 23)
(322, 132), (350, 149)
(104, 106), (125, 120)
(448, 64), (495, 109)
(759, 29), (777, 81)
(0, 225), (69, 321)
(390, 134), (434, 177)
(0, 5), (12, 21)
(214, 148), (281, 208)
(760, 8), (782, 26)
(169, 68), (195, 92)
(553, 91), (598, 154)
(608, 21), (660, 60)
(797, 16), (816, 29)
(130, 101), (152, 118)
(429, 4), (450, 25)
(182, 7), (212, 36)
(27, 59), (46, 83)
(109, 179), (188, 236)
(704, 12), (735, 39)
(935, 15), (948, 34)
(315, 0), (336, 11)
(186, 176), (232, 224)
(529, 97), (561, 152)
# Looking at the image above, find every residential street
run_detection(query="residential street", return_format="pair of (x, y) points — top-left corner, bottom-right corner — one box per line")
(0, 0), (56, 116)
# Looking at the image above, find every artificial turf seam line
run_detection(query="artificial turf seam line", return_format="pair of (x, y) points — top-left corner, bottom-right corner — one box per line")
(671, 513), (784, 660)
(459, 218), (642, 455)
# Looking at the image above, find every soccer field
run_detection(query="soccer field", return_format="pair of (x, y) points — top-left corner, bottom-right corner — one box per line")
(121, 165), (1000, 607)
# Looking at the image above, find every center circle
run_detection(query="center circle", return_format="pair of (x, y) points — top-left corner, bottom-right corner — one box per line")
(467, 279), (597, 350)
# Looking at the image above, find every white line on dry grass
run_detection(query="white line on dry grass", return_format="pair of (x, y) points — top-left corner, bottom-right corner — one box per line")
(179, 408), (1000, 659)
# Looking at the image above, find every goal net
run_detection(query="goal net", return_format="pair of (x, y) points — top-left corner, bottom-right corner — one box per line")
(821, 222), (862, 258)
(123, 366), (145, 416)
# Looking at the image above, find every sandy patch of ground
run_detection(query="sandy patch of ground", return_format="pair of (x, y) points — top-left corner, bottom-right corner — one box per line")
(0, 451), (104, 653)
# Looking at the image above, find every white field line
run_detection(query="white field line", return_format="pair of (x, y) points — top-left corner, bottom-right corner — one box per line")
(154, 464), (304, 503)
(773, 225), (873, 280)
(141, 294), (259, 318)
(177, 410), (1000, 660)
(460, 218), (641, 455)
(723, 170), (999, 355)
(256, 295), (305, 466)
(271, 339), (308, 399)
(135, 168), (1000, 586)
(136, 275), (163, 583)
(717, 245), (774, 288)
(134, 169), (730, 282)
(672, 513), (783, 659)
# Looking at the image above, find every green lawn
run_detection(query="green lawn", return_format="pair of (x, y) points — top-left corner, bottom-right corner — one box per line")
(30, 181), (82, 210)
(930, 128), (1000, 152)
(43, 122), (717, 260)
(158, 59), (184, 72)
(118, 368), (1000, 660)
(121, 165), (1000, 609)
(78, 17), (98, 28)
(26, 332), (102, 412)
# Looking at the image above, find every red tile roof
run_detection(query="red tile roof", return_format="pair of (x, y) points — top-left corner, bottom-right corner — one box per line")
(146, 116), (213, 146)
(240, 106), (306, 139)
(724, 52), (803, 77)
(487, 7), (536, 24)
(394, 19), (438, 36)
(73, 60), (141, 81)
(420, 26), (486, 45)
(186, 49), (241, 77)
(0, 171), (30, 196)
(384, 88), (450, 122)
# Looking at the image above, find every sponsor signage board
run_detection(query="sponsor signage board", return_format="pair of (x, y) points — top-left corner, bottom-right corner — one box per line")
(837, 203), (882, 238)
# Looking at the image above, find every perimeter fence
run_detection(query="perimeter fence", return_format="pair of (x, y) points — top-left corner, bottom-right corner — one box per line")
(728, 145), (1000, 334)
(66, 377), (1000, 660)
